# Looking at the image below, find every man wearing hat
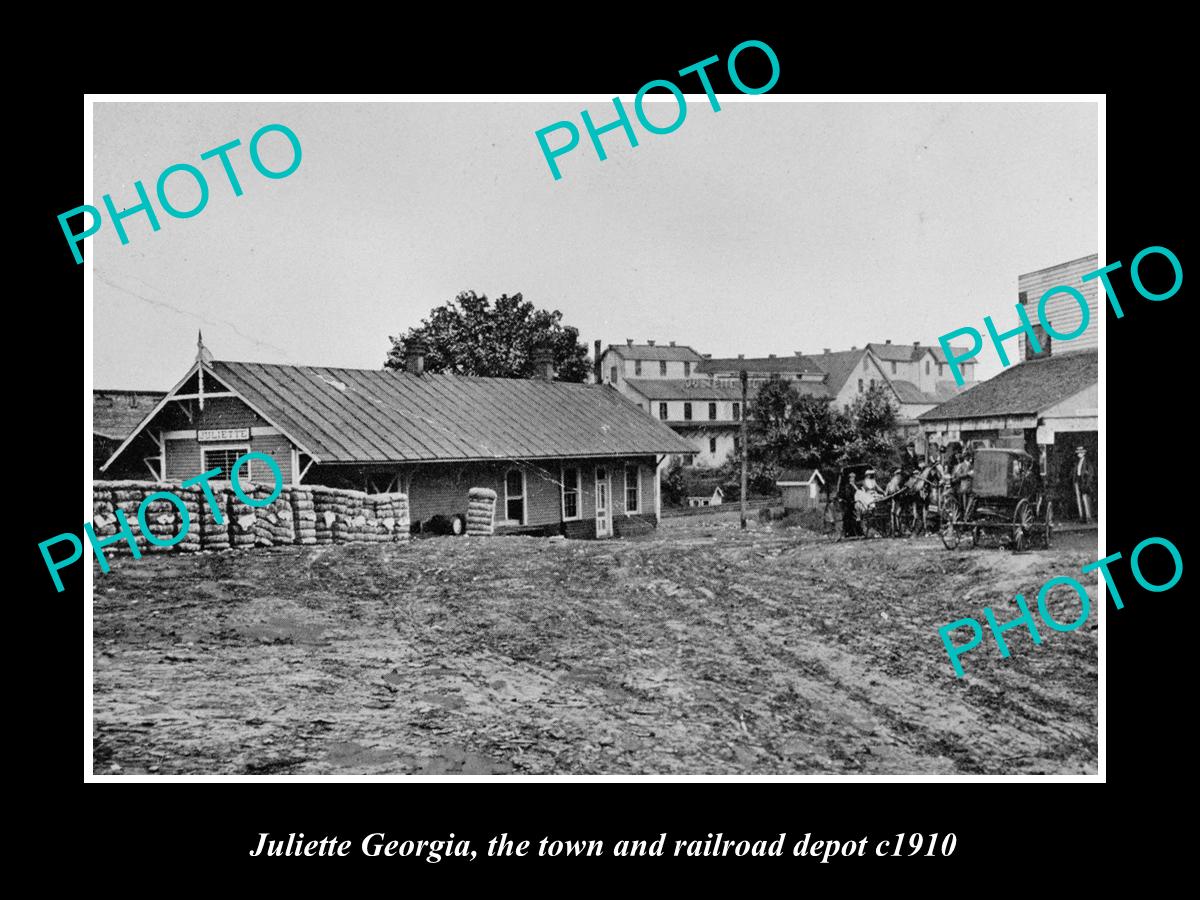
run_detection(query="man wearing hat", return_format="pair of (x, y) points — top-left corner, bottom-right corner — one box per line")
(1072, 445), (1095, 523)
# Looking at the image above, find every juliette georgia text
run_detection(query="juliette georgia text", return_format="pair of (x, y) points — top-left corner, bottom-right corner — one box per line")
(249, 833), (476, 861)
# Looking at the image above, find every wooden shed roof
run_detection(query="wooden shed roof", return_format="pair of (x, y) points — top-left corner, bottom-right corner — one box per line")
(918, 351), (1097, 422)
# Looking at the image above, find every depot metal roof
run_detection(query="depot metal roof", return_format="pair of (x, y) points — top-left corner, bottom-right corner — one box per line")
(205, 361), (695, 463)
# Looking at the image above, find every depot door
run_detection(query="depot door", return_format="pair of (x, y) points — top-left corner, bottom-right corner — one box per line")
(595, 466), (612, 538)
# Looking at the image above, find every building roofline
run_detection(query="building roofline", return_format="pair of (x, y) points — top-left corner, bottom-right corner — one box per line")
(1018, 252), (1099, 278)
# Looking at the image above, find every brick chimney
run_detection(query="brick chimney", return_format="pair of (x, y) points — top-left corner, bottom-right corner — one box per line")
(647, 340), (656, 347)
(626, 338), (634, 347)
(737, 353), (744, 359)
(823, 348), (830, 354)
(794, 351), (803, 357)
(533, 346), (556, 381)
(405, 338), (428, 376)
(669, 340), (676, 347)
(594, 339), (602, 384)
(885, 339), (892, 344)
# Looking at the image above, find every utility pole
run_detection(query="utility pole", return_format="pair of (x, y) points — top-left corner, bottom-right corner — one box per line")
(740, 369), (748, 530)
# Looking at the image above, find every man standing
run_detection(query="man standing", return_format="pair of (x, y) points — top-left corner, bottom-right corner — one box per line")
(1072, 445), (1095, 524)
(841, 472), (861, 538)
(899, 442), (919, 477)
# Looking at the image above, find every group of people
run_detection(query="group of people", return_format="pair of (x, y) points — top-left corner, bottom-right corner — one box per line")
(838, 441), (1096, 537)
(839, 442), (974, 538)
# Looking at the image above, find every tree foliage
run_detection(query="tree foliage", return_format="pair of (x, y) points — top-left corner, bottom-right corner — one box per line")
(738, 380), (903, 479)
(839, 383), (903, 467)
(385, 290), (591, 382)
(744, 380), (853, 472)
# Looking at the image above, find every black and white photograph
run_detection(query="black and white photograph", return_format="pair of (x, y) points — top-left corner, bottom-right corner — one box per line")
(82, 95), (1103, 778)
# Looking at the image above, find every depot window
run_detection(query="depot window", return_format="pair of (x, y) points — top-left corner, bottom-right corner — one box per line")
(505, 468), (525, 524)
(562, 467), (580, 520)
(203, 446), (250, 480)
(625, 464), (641, 513)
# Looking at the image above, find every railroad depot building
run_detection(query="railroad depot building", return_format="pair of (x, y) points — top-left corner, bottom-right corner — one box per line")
(101, 341), (695, 539)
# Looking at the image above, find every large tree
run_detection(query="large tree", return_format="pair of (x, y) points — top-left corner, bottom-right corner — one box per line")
(838, 383), (903, 467)
(385, 291), (591, 382)
(745, 381), (851, 472)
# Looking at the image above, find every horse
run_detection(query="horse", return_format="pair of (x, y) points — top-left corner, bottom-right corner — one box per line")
(904, 464), (946, 535)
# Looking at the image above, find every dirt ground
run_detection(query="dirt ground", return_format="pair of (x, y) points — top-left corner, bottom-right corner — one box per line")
(92, 514), (1099, 775)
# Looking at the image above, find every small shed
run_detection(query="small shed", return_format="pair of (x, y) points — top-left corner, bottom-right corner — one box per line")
(776, 468), (826, 510)
(681, 471), (726, 507)
(687, 486), (724, 508)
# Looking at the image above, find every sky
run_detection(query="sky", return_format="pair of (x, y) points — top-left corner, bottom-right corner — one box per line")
(91, 100), (1097, 389)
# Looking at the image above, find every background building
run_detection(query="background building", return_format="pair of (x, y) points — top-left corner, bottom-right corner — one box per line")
(919, 254), (1099, 520)
(93, 389), (165, 479)
(597, 340), (706, 389)
(620, 379), (744, 468)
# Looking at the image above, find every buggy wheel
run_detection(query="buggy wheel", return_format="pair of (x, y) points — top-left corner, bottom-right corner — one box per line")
(1012, 499), (1034, 552)
(940, 496), (960, 550)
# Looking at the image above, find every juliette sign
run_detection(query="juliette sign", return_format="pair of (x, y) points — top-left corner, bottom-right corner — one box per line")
(534, 39), (781, 181)
(198, 428), (249, 441)
(937, 245), (1183, 386)
(58, 123), (302, 265)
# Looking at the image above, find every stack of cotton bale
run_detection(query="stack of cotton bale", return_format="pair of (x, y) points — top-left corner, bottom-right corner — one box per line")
(309, 486), (365, 543)
(333, 489), (367, 543)
(139, 489), (185, 553)
(288, 486), (317, 545)
(374, 491), (411, 542)
(311, 485), (339, 545)
(175, 485), (203, 552)
(91, 482), (119, 547)
(357, 495), (389, 543)
(247, 484), (296, 547)
(199, 483), (232, 551)
(94, 481), (157, 557)
(227, 486), (258, 550)
(467, 487), (497, 536)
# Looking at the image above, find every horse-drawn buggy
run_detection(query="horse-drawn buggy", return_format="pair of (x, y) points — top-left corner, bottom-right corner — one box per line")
(939, 448), (1052, 551)
(822, 463), (912, 538)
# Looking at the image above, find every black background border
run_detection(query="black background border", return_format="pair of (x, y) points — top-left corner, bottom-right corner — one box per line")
(26, 28), (1185, 885)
